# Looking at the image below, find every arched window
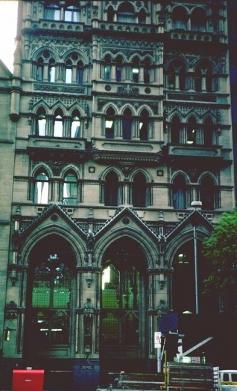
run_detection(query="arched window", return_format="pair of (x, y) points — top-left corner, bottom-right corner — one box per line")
(172, 7), (188, 30)
(117, 2), (136, 24)
(44, 2), (60, 21)
(104, 55), (112, 81)
(187, 117), (196, 144)
(104, 172), (119, 206)
(204, 117), (213, 146)
(172, 175), (187, 209)
(64, 5), (80, 22)
(107, 6), (115, 22)
(167, 62), (186, 90)
(63, 172), (78, 205)
(48, 59), (56, 82)
(167, 64), (175, 89)
(65, 60), (72, 84)
(143, 58), (151, 84)
(36, 57), (44, 81)
(54, 111), (63, 137)
(131, 57), (140, 83)
(122, 108), (132, 140)
(132, 173), (147, 207)
(76, 61), (84, 84)
(37, 108), (46, 136)
(200, 176), (215, 210)
(71, 114), (81, 138)
(25, 236), (75, 357)
(34, 172), (49, 204)
(191, 8), (206, 32)
(105, 107), (115, 139)
(171, 116), (181, 144)
(139, 110), (149, 141)
(138, 9), (146, 24)
(115, 56), (123, 82)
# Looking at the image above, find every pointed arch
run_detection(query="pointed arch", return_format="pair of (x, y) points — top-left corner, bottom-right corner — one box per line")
(187, 116), (197, 144)
(172, 6), (188, 30)
(53, 108), (64, 137)
(191, 7), (206, 32)
(117, 2), (136, 23)
(107, 6), (115, 22)
(105, 107), (116, 139)
(104, 171), (119, 206)
(34, 171), (49, 204)
(122, 107), (133, 140)
(132, 172), (147, 207)
(62, 169), (78, 205)
(139, 109), (149, 141)
(172, 174), (187, 209)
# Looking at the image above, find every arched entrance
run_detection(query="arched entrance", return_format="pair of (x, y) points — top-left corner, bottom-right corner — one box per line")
(24, 234), (76, 360)
(100, 237), (148, 372)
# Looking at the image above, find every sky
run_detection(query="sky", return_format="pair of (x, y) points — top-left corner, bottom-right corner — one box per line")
(0, 1), (18, 72)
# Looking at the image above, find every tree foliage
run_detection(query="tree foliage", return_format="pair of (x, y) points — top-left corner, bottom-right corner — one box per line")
(203, 210), (237, 293)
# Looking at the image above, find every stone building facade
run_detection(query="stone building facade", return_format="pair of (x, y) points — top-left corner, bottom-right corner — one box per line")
(0, 0), (235, 388)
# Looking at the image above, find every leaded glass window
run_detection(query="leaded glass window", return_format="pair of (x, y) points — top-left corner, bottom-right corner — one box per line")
(31, 253), (72, 346)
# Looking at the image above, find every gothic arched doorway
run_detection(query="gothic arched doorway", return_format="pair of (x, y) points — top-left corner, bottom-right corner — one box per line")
(100, 237), (148, 372)
(24, 234), (76, 360)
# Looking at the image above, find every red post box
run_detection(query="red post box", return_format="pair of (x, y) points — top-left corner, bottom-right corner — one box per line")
(12, 368), (44, 391)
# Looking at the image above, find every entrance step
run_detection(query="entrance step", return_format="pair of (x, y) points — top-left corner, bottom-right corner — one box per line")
(97, 372), (165, 390)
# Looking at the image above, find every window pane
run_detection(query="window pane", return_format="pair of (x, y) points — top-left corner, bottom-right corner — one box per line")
(65, 10), (73, 21)
(104, 173), (118, 206)
(38, 118), (46, 136)
(105, 119), (114, 139)
(122, 116), (132, 140)
(139, 118), (148, 141)
(104, 65), (111, 80)
(65, 7), (79, 22)
(63, 182), (77, 199)
(117, 13), (136, 23)
(116, 66), (122, 81)
(36, 65), (43, 81)
(132, 67), (139, 82)
(66, 67), (72, 83)
(32, 281), (50, 307)
(49, 66), (56, 82)
(63, 174), (77, 205)
(54, 116), (63, 137)
(45, 6), (60, 21)
(35, 180), (49, 204)
(71, 118), (80, 138)
(76, 67), (83, 84)
(144, 68), (150, 83)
